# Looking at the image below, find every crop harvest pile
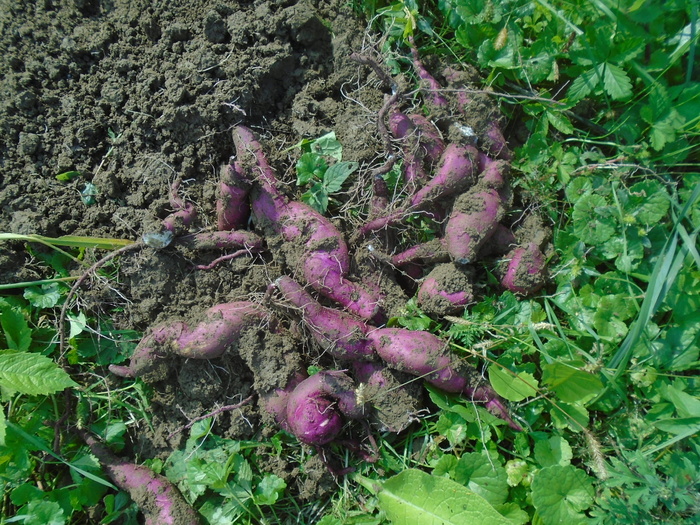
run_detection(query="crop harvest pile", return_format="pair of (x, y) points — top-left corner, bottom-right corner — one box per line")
(96, 49), (550, 521)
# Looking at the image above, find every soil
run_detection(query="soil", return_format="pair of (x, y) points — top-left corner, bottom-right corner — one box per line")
(0, 0), (540, 514)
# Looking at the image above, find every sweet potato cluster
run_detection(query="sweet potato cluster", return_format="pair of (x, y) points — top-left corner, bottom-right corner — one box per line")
(99, 54), (550, 524)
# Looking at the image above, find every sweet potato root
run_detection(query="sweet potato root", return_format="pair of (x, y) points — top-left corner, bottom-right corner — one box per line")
(366, 327), (520, 429)
(233, 126), (382, 320)
(499, 242), (547, 295)
(285, 371), (364, 445)
(81, 431), (201, 525)
(216, 160), (252, 231)
(444, 185), (506, 264)
(109, 301), (265, 380)
(270, 276), (375, 361)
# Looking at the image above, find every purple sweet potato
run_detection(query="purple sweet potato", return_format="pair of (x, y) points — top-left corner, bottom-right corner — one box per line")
(390, 238), (449, 267)
(270, 276), (375, 361)
(410, 40), (450, 111)
(417, 262), (474, 316)
(285, 371), (364, 445)
(81, 431), (201, 525)
(357, 143), (479, 238)
(366, 327), (520, 429)
(233, 126), (382, 320)
(499, 242), (547, 295)
(216, 160), (251, 231)
(109, 301), (265, 380)
(409, 143), (478, 208)
(161, 180), (197, 235)
(444, 185), (506, 264)
(178, 230), (263, 253)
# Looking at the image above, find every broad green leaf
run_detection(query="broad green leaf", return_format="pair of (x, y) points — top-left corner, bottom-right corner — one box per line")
(255, 474), (286, 505)
(660, 384), (700, 418)
(301, 183), (329, 214)
(534, 435), (573, 468)
(0, 306), (32, 352)
(571, 194), (616, 245)
(310, 131), (342, 160)
(546, 110), (574, 135)
(625, 180), (670, 224)
(653, 417), (700, 435)
(67, 312), (87, 340)
(323, 161), (358, 193)
(550, 401), (589, 431)
(489, 366), (538, 402)
(453, 453), (509, 506)
(542, 361), (603, 403)
(296, 152), (327, 185)
(531, 465), (594, 525)
(369, 469), (514, 524)
(0, 351), (77, 395)
(0, 407), (5, 446)
(601, 63), (632, 100)
(23, 282), (62, 309)
(22, 499), (66, 525)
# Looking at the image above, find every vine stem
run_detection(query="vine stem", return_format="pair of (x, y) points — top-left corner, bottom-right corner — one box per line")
(58, 242), (144, 359)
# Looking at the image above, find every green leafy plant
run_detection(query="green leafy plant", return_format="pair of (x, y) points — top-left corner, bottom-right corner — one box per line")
(291, 131), (359, 213)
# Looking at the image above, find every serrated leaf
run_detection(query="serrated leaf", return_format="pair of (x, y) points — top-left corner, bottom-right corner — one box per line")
(0, 306), (32, 352)
(602, 62), (632, 100)
(323, 161), (358, 193)
(489, 366), (538, 402)
(546, 110), (574, 135)
(371, 469), (514, 524)
(542, 361), (603, 403)
(0, 408), (5, 446)
(566, 68), (599, 101)
(296, 153), (327, 185)
(0, 351), (77, 395)
(531, 465), (594, 524)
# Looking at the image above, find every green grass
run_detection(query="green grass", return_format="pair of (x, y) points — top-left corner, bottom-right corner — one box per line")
(2, 0), (699, 523)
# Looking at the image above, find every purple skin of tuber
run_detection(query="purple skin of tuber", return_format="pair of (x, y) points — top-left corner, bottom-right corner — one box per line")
(260, 372), (308, 433)
(417, 265), (474, 315)
(216, 160), (252, 231)
(285, 371), (364, 445)
(500, 242), (547, 295)
(356, 143), (479, 238)
(81, 431), (202, 525)
(409, 143), (478, 208)
(178, 230), (264, 252)
(233, 126), (382, 320)
(366, 327), (522, 430)
(161, 180), (197, 235)
(108, 301), (265, 379)
(366, 327), (471, 393)
(391, 238), (449, 267)
(410, 41), (450, 110)
(271, 276), (375, 360)
(444, 187), (505, 264)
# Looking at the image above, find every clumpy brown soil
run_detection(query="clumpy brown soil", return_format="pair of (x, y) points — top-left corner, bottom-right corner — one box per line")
(0, 0), (407, 505)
